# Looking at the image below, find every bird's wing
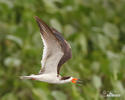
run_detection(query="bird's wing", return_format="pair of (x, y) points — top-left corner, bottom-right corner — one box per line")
(35, 16), (63, 74)
(51, 28), (72, 74)
(35, 16), (72, 75)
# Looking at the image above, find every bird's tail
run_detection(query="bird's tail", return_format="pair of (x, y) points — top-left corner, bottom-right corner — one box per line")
(20, 75), (33, 80)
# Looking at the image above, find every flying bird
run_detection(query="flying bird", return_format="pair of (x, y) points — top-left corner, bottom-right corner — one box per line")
(20, 16), (83, 84)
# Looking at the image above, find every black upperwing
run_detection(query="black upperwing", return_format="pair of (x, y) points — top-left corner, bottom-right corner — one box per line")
(51, 28), (72, 74)
(35, 16), (72, 75)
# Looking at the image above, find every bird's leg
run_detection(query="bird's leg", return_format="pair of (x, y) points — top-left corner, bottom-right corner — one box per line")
(31, 78), (36, 80)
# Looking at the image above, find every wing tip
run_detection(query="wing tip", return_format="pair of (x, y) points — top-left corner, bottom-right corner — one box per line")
(34, 16), (42, 24)
(34, 16), (39, 21)
(34, 16), (45, 24)
(34, 16), (45, 34)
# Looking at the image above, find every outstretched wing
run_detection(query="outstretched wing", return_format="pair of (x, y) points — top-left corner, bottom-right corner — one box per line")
(35, 16), (72, 75)
(35, 16), (63, 74)
(51, 28), (72, 74)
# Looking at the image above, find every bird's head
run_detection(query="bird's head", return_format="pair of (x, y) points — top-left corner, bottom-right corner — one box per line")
(60, 77), (84, 84)
(60, 76), (83, 84)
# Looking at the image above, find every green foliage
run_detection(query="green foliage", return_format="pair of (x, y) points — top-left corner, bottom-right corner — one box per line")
(0, 0), (125, 100)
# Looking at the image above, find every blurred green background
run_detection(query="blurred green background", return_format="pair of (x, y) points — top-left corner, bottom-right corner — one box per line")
(0, 0), (125, 100)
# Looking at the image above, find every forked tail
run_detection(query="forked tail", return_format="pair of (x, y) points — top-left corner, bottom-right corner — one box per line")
(20, 75), (33, 80)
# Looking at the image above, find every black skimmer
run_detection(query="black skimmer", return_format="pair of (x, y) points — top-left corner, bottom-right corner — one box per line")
(20, 16), (83, 84)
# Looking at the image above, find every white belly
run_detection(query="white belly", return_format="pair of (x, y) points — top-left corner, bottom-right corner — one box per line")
(36, 74), (60, 84)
